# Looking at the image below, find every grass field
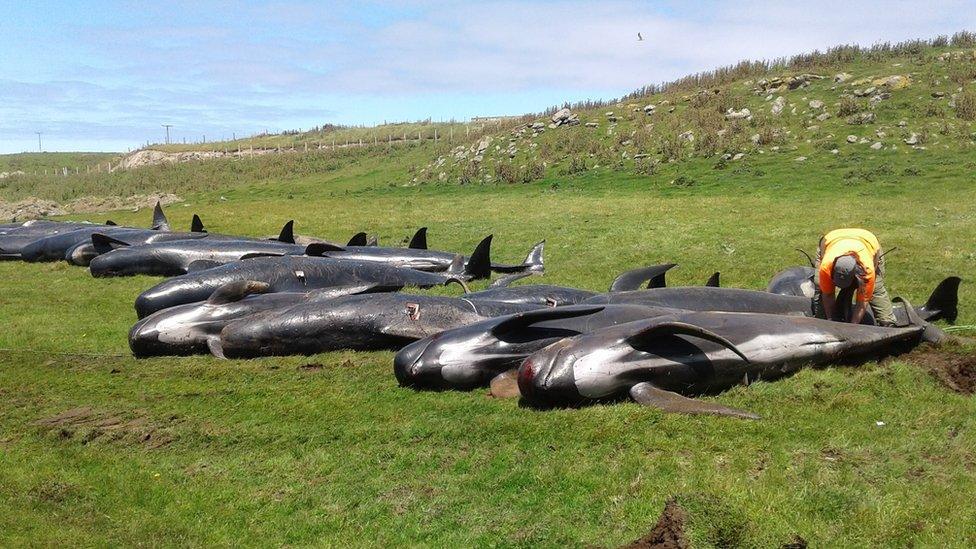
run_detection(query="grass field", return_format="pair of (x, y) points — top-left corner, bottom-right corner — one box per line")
(2, 41), (976, 547)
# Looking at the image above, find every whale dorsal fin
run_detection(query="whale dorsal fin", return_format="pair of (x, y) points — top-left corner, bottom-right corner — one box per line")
(489, 306), (606, 337)
(346, 232), (368, 246)
(608, 263), (677, 292)
(409, 227), (428, 249)
(190, 214), (206, 233)
(705, 272), (720, 287)
(629, 382), (760, 419)
(151, 201), (170, 231)
(105, 220), (118, 226)
(207, 280), (271, 305)
(276, 220), (295, 244)
(625, 321), (749, 363)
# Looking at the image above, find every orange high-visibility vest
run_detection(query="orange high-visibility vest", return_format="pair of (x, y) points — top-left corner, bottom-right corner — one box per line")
(818, 228), (880, 302)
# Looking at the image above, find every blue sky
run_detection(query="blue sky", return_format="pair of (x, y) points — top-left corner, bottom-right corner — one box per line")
(1, 0), (974, 153)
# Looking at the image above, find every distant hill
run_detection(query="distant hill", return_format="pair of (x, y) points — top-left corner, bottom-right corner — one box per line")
(411, 33), (976, 186)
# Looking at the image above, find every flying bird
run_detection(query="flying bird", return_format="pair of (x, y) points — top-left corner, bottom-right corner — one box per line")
(637, 32), (643, 41)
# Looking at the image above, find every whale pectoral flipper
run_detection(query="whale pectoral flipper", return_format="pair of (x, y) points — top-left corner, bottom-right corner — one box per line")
(625, 321), (750, 363)
(207, 337), (226, 359)
(629, 382), (760, 419)
(489, 369), (521, 398)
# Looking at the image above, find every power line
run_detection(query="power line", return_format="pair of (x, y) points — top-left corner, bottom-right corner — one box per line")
(35, 132), (42, 152)
(162, 124), (173, 144)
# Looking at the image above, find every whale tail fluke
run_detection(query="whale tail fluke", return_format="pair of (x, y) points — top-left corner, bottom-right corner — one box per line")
(921, 276), (961, 323)
(521, 240), (545, 274)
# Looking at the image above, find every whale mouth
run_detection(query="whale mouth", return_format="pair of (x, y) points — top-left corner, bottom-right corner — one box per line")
(393, 339), (435, 387)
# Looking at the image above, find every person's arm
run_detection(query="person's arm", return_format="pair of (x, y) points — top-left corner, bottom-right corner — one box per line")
(822, 291), (836, 320)
(850, 301), (868, 324)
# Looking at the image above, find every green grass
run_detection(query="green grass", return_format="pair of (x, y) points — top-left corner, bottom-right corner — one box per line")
(2, 142), (976, 546)
(0, 152), (119, 176)
(2, 41), (976, 547)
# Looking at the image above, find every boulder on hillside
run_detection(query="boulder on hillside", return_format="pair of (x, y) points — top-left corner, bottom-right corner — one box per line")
(550, 108), (579, 127)
(725, 107), (751, 120)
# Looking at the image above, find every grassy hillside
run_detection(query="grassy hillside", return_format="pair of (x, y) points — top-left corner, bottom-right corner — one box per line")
(0, 152), (120, 175)
(1, 38), (975, 546)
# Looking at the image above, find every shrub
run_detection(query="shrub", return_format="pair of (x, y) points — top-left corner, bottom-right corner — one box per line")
(658, 133), (685, 162)
(948, 61), (976, 85)
(560, 156), (588, 176)
(955, 90), (976, 120)
(837, 96), (862, 117)
(634, 156), (657, 176)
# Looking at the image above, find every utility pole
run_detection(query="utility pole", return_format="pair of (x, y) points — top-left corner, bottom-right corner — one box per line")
(162, 124), (173, 144)
(35, 132), (42, 152)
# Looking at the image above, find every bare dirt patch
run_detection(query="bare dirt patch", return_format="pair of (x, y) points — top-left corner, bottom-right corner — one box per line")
(902, 344), (976, 395)
(0, 193), (180, 222)
(33, 406), (176, 449)
(620, 498), (689, 549)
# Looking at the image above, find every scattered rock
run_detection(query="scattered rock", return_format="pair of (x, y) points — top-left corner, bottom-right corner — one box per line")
(834, 72), (853, 82)
(725, 107), (751, 120)
(932, 91), (946, 98)
(904, 133), (920, 145)
(870, 141), (883, 150)
(771, 96), (786, 115)
(847, 112), (876, 125)
(873, 74), (910, 90)
(732, 152), (745, 161)
(846, 135), (858, 143)
(585, 122), (599, 128)
(808, 100), (824, 109)
(815, 112), (832, 122)
(898, 120), (908, 127)
(678, 131), (694, 142)
(643, 104), (656, 114)
(795, 156), (807, 162)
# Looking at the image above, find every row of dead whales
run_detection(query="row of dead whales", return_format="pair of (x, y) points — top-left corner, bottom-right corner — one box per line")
(1, 203), (963, 418)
